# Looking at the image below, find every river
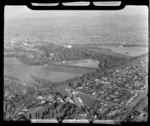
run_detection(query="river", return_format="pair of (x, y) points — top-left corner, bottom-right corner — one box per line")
(99, 46), (148, 57)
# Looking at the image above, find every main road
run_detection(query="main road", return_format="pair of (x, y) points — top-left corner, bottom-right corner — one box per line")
(61, 86), (147, 121)
(61, 86), (131, 109)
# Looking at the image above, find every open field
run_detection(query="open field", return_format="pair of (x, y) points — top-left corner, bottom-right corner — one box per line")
(78, 93), (96, 107)
(56, 59), (100, 68)
(4, 57), (82, 83)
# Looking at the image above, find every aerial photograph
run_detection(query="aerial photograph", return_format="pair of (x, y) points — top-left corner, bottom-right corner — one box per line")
(4, 4), (148, 122)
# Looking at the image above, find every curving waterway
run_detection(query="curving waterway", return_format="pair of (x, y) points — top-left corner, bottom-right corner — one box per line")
(4, 57), (83, 83)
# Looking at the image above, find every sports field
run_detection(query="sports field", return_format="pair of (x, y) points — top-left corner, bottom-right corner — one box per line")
(63, 59), (100, 68)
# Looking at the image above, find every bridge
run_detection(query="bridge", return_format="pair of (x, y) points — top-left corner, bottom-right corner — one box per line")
(44, 63), (99, 74)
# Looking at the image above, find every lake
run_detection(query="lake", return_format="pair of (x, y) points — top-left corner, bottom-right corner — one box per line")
(4, 57), (82, 83)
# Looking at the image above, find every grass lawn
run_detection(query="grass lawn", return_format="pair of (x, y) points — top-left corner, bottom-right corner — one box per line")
(78, 93), (96, 107)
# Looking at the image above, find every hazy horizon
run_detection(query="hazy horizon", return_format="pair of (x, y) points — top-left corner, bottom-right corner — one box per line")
(5, 5), (148, 19)
(4, 5), (148, 46)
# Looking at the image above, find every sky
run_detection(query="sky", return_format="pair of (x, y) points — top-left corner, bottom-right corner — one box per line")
(5, 5), (148, 19)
